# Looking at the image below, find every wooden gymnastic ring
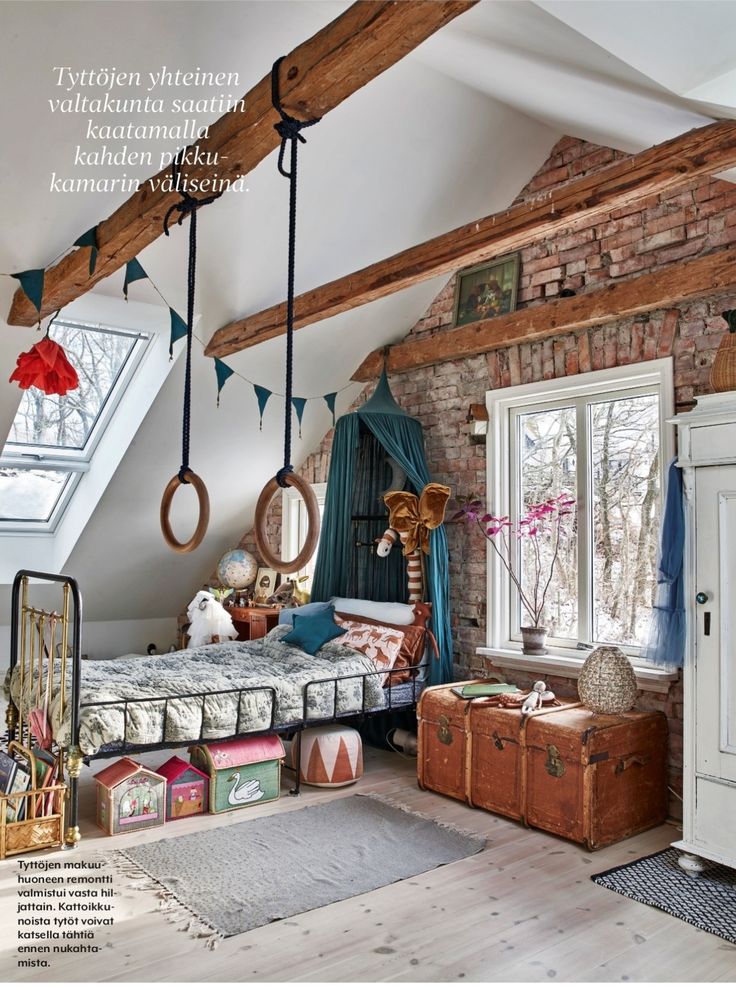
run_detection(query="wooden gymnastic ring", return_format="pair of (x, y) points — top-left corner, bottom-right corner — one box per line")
(160, 470), (210, 553)
(254, 472), (320, 573)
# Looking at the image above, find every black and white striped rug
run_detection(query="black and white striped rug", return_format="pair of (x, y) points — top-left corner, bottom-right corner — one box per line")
(592, 847), (736, 944)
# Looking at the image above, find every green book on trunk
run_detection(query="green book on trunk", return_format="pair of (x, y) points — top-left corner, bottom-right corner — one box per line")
(451, 682), (518, 699)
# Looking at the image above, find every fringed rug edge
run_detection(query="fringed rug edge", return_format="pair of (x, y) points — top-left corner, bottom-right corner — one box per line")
(110, 849), (223, 950)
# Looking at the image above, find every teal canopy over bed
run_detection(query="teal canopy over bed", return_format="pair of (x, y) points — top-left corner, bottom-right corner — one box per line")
(311, 371), (453, 684)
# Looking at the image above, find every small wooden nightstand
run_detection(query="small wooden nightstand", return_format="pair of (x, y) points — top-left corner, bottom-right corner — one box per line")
(226, 606), (281, 641)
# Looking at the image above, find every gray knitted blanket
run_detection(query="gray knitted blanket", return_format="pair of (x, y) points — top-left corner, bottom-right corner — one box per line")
(8, 627), (383, 755)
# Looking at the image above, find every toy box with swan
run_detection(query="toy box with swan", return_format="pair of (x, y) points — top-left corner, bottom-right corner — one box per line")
(189, 736), (285, 813)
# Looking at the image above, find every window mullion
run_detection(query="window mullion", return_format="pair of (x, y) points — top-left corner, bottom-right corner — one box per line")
(507, 409), (521, 643)
(576, 399), (591, 645)
(0, 456), (90, 473)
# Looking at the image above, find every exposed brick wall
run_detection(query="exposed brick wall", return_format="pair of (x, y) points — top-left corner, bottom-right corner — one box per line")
(215, 135), (736, 818)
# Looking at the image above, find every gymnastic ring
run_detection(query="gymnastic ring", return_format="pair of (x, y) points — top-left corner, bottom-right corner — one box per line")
(160, 470), (210, 554)
(254, 472), (320, 573)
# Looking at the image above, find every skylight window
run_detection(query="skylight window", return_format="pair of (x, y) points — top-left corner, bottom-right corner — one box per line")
(0, 320), (150, 529)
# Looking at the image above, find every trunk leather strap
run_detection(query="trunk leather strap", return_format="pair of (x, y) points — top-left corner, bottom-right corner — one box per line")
(460, 697), (583, 817)
(517, 702), (583, 824)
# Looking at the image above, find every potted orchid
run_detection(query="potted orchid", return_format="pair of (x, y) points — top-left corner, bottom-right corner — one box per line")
(455, 493), (576, 655)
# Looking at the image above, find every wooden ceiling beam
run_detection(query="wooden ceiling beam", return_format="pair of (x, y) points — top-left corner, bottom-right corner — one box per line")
(351, 245), (736, 380)
(205, 120), (736, 359)
(7, 0), (477, 327)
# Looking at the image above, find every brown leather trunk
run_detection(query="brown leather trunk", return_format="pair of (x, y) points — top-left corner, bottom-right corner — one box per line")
(417, 681), (668, 850)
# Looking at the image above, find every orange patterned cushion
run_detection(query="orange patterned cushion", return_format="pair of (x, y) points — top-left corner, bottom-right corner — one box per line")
(335, 612), (426, 685)
(333, 618), (405, 685)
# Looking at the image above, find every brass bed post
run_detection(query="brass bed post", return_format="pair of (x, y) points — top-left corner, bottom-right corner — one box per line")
(6, 574), (27, 743)
(63, 577), (83, 847)
(8, 571), (83, 848)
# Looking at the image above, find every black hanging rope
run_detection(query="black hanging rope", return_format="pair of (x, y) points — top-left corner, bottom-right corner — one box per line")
(271, 56), (321, 488)
(163, 150), (222, 484)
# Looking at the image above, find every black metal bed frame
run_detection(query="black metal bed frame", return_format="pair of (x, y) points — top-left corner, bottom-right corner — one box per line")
(8, 570), (422, 846)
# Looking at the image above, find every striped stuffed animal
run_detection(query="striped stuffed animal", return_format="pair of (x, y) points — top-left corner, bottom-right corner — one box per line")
(375, 526), (424, 602)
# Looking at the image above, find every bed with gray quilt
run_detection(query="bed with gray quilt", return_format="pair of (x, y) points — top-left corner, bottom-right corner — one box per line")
(8, 626), (395, 757)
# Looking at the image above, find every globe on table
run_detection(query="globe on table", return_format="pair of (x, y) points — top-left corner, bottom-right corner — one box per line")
(216, 548), (258, 591)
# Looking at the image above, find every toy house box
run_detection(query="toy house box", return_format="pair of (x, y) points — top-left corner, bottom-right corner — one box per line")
(189, 736), (284, 814)
(156, 755), (209, 820)
(94, 758), (166, 835)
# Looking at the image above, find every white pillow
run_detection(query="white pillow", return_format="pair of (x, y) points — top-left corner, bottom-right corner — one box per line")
(331, 598), (416, 626)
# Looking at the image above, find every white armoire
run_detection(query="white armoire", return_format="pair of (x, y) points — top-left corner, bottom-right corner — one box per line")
(673, 392), (736, 876)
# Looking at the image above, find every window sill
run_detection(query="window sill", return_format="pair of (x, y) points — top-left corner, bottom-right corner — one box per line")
(475, 647), (679, 695)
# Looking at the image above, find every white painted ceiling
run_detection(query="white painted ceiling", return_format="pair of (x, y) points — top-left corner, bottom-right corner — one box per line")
(0, 0), (734, 624)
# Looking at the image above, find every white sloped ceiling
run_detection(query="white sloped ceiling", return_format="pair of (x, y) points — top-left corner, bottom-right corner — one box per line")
(1, 0), (734, 623)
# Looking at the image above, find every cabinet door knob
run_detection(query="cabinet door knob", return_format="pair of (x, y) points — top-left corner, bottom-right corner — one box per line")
(696, 592), (709, 605)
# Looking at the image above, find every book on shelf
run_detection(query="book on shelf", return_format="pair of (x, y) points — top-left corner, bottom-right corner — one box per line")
(0, 750), (31, 823)
(451, 682), (519, 699)
(0, 750), (16, 796)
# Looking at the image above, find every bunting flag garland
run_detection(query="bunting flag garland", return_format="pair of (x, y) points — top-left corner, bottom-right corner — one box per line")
(291, 397), (307, 439)
(73, 226), (98, 276)
(118, 252), (353, 427)
(5, 246), (350, 427)
(254, 384), (273, 430)
(169, 308), (188, 358)
(214, 358), (234, 407)
(123, 258), (147, 300)
(323, 391), (337, 426)
(11, 269), (44, 316)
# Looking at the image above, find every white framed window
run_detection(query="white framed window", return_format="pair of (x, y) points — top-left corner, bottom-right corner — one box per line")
(484, 358), (675, 663)
(281, 482), (327, 589)
(0, 319), (151, 532)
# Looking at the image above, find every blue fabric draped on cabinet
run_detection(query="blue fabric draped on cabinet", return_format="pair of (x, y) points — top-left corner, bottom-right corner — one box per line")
(643, 458), (685, 670)
(311, 371), (453, 684)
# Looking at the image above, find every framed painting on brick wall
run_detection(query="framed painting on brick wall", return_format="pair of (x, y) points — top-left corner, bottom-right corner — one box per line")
(453, 252), (520, 327)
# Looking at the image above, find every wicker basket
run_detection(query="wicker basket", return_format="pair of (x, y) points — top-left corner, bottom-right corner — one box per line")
(0, 742), (66, 859)
(577, 646), (638, 715)
(711, 313), (736, 393)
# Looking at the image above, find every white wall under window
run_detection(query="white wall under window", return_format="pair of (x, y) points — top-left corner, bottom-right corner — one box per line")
(479, 358), (677, 689)
(281, 482), (327, 588)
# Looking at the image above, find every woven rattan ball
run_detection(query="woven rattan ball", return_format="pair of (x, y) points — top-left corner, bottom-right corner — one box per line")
(577, 646), (638, 714)
(711, 330), (736, 392)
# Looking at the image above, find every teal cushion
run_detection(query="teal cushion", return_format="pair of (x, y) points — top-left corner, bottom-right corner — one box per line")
(278, 600), (333, 626)
(281, 607), (344, 655)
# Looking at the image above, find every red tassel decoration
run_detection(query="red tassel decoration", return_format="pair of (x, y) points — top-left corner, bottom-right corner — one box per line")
(9, 337), (79, 395)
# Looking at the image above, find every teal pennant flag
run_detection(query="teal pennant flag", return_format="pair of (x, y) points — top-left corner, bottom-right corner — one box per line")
(123, 258), (147, 300)
(291, 397), (307, 439)
(73, 227), (98, 276)
(254, 385), (272, 430)
(169, 308), (188, 358)
(214, 359), (234, 407)
(11, 270), (44, 314)
(323, 391), (337, 426)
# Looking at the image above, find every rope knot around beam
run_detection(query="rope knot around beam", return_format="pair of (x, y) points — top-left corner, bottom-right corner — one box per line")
(162, 149), (224, 237)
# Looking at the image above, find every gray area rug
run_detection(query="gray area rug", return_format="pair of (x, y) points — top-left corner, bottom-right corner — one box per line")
(592, 848), (736, 943)
(115, 794), (485, 938)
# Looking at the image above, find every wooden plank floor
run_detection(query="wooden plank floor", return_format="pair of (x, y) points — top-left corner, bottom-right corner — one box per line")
(1, 746), (734, 983)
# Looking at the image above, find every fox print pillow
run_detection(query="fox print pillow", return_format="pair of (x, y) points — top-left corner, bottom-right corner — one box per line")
(333, 618), (405, 685)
